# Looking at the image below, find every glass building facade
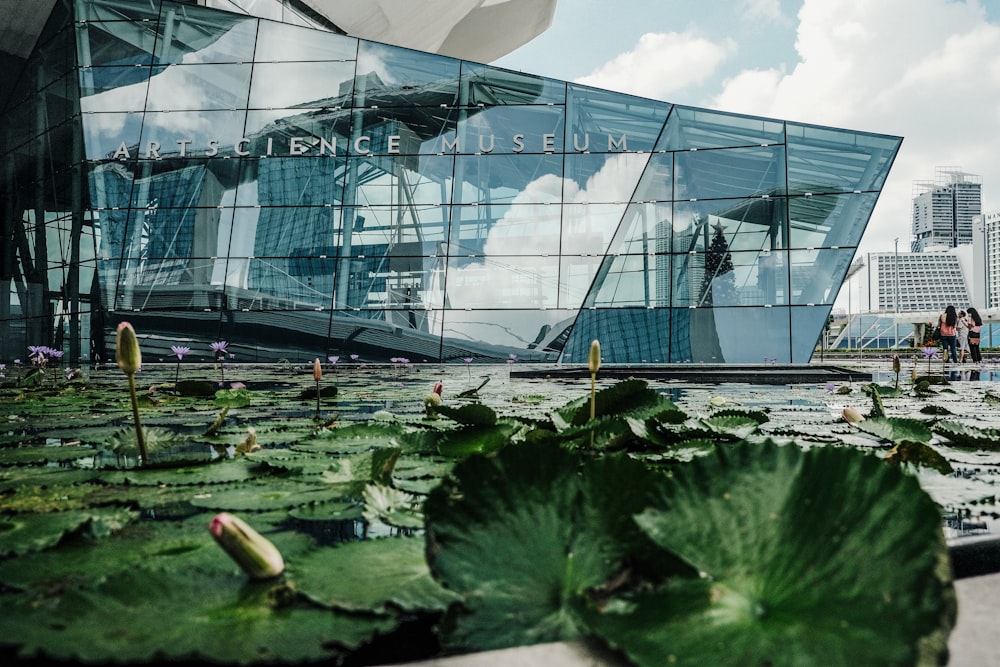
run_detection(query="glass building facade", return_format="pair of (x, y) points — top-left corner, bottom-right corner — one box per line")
(0, 0), (902, 365)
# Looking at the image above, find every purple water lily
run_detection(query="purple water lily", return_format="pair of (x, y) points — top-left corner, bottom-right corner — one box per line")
(171, 345), (190, 382)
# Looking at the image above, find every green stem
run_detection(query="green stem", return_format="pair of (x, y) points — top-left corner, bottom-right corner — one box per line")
(590, 373), (596, 421)
(315, 379), (320, 418)
(127, 372), (148, 465)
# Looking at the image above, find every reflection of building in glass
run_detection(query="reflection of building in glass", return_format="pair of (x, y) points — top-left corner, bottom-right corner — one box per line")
(1, 0), (901, 365)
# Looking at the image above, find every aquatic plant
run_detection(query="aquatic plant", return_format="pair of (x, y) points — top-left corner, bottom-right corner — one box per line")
(115, 321), (147, 465)
(208, 512), (285, 580)
(211, 340), (228, 383)
(170, 345), (190, 383)
(313, 358), (323, 419)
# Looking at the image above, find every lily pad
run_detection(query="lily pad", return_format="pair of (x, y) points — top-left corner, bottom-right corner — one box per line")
(588, 440), (955, 667)
(292, 536), (459, 613)
(423, 442), (665, 653)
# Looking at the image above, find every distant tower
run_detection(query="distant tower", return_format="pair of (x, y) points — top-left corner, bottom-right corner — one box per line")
(911, 167), (982, 252)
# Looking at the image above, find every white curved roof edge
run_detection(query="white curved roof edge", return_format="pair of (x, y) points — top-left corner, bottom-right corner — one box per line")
(299, 0), (557, 63)
(0, 0), (556, 64)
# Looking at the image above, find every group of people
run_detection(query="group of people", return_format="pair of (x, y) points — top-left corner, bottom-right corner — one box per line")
(937, 305), (983, 363)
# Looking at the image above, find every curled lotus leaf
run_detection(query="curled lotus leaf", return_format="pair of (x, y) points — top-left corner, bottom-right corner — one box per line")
(931, 420), (1000, 450)
(853, 417), (933, 445)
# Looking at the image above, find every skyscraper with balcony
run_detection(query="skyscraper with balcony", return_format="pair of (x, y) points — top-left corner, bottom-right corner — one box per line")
(911, 167), (982, 252)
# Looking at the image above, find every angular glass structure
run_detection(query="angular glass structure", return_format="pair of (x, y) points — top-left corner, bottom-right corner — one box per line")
(0, 0), (901, 365)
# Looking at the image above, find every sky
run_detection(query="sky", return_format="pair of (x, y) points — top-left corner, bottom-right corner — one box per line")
(492, 0), (1000, 310)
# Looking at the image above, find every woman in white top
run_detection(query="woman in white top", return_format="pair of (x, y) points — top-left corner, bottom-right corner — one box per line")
(956, 309), (970, 362)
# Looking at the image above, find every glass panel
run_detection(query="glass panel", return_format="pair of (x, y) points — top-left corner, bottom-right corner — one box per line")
(675, 145), (785, 199)
(146, 63), (252, 111)
(235, 157), (346, 207)
(453, 153), (562, 205)
(355, 42), (461, 108)
(561, 202), (630, 255)
(587, 253), (658, 307)
(82, 112), (144, 160)
(463, 65), (565, 105)
(564, 153), (649, 202)
(671, 249), (788, 307)
(153, 3), (258, 65)
(348, 155), (454, 207)
(659, 106), (785, 150)
(594, 203), (667, 272)
(80, 67), (151, 111)
(243, 257), (332, 308)
(76, 0), (161, 23)
(671, 198), (787, 253)
(453, 105), (564, 154)
(245, 108), (353, 153)
(254, 19), (357, 61)
(31, 24), (75, 91)
(356, 106), (462, 156)
(77, 21), (156, 67)
(788, 192), (878, 249)
(632, 152), (673, 201)
(438, 307), (568, 357)
(789, 247), (856, 305)
(137, 110), (249, 158)
(444, 255), (558, 309)
(786, 124), (902, 194)
(342, 205), (449, 245)
(566, 84), (671, 154)
(711, 306), (791, 363)
(562, 307), (672, 364)
(454, 203), (561, 256)
(790, 306), (830, 362)
(249, 61), (356, 108)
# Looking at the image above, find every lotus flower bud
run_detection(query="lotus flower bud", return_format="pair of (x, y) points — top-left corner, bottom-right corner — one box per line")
(842, 406), (865, 424)
(115, 322), (142, 374)
(892, 354), (901, 374)
(313, 358), (322, 382)
(588, 340), (601, 374)
(209, 512), (284, 580)
(433, 381), (443, 396)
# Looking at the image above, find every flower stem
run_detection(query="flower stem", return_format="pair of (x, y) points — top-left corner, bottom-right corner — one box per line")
(126, 372), (147, 464)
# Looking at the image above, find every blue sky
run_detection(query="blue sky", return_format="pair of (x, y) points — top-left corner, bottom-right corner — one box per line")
(494, 0), (1000, 309)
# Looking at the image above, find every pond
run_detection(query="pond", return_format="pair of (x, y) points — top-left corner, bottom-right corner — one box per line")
(0, 357), (996, 665)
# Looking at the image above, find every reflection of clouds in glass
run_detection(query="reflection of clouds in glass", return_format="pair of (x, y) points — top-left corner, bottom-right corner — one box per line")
(442, 154), (647, 343)
(357, 45), (397, 85)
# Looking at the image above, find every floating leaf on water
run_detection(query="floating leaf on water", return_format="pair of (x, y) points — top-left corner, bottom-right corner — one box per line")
(592, 440), (955, 667)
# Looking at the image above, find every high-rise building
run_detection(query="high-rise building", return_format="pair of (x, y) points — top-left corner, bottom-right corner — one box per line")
(911, 167), (982, 252)
(869, 250), (971, 313)
(0, 0), (902, 365)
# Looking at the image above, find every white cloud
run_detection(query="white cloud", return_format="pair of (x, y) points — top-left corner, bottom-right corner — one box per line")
(575, 31), (737, 98)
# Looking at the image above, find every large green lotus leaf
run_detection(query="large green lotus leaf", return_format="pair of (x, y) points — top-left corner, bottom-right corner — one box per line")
(0, 444), (98, 465)
(288, 500), (363, 522)
(436, 421), (525, 458)
(293, 536), (460, 613)
(555, 378), (683, 427)
(295, 421), (407, 453)
(0, 507), (138, 557)
(854, 417), (933, 444)
(99, 457), (258, 486)
(591, 440), (954, 667)
(434, 403), (498, 426)
(189, 479), (355, 511)
(423, 442), (662, 653)
(931, 420), (1000, 450)
(0, 566), (397, 664)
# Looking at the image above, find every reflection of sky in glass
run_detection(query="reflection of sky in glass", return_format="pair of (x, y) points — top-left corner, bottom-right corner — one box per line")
(431, 154), (646, 343)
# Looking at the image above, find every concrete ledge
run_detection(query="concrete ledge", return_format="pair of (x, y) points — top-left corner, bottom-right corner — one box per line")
(513, 364), (870, 384)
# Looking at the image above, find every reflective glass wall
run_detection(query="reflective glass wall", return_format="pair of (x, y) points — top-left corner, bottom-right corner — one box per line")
(0, 0), (901, 364)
